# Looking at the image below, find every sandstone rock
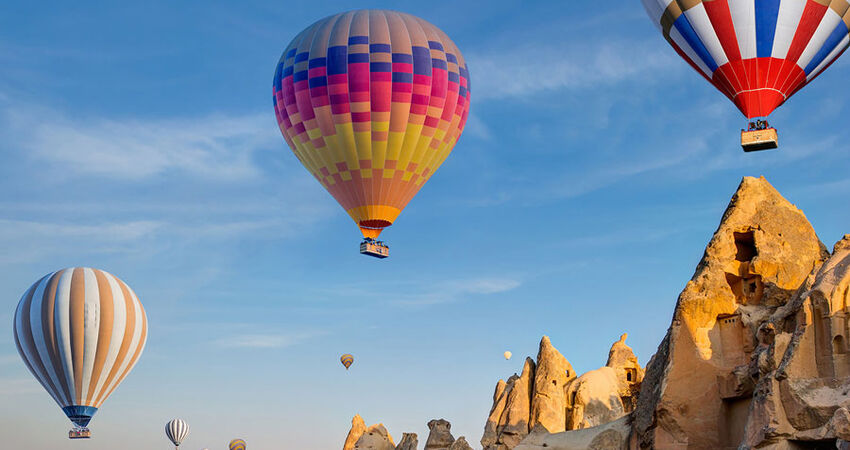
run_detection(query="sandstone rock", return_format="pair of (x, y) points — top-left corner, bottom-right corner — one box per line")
(529, 336), (575, 433)
(447, 436), (473, 450)
(514, 415), (631, 450)
(345, 414), (367, 450)
(740, 234), (850, 448)
(605, 333), (643, 413)
(500, 358), (536, 448)
(395, 433), (418, 450)
(482, 378), (512, 448)
(565, 367), (625, 429)
(424, 419), (455, 450)
(633, 176), (828, 449)
(355, 423), (395, 450)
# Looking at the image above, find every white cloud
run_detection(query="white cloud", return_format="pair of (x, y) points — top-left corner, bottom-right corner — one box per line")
(2, 103), (278, 180)
(215, 331), (325, 349)
(391, 276), (522, 307)
(468, 39), (678, 100)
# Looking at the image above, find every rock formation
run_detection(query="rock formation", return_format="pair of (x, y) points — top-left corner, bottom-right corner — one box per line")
(395, 433), (418, 450)
(354, 423), (395, 450)
(447, 436), (473, 450)
(344, 415), (395, 450)
(738, 233), (850, 448)
(424, 419), (455, 449)
(605, 333), (643, 413)
(482, 335), (641, 449)
(530, 336), (576, 433)
(482, 357), (536, 448)
(515, 416), (632, 450)
(345, 414), (368, 450)
(633, 176), (829, 449)
(565, 366), (625, 429)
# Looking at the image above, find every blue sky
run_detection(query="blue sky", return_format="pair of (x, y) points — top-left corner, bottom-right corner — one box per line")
(1, 1), (848, 449)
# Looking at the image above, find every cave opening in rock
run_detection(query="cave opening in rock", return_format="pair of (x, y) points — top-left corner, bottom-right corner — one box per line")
(734, 231), (757, 262)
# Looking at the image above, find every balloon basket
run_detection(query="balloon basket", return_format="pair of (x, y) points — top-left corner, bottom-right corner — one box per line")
(360, 239), (389, 258)
(69, 427), (91, 439)
(741, 127), (778, 152)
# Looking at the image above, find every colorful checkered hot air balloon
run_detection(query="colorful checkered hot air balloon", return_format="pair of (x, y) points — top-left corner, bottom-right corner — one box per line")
(340, 353), (354, 370)
(273, 10), (471, 257)
(12, 268), (148, 439)
(642, 0), (850, 151)
(229, 438), (247, 450)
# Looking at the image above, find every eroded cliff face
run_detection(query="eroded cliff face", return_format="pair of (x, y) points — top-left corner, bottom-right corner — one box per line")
(482, 335), (643, 449)
(633, 176), (829, 450)
(519, 177), (850, 450)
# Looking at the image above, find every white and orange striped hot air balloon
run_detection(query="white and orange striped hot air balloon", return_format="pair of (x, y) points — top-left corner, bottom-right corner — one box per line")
(12, 267), (148, 438)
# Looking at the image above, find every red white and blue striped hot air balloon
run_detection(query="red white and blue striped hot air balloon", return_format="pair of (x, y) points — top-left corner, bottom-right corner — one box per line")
(273, 10), (471, 258)
(642, 0), (850, 151)
(12, 268), (148, 439)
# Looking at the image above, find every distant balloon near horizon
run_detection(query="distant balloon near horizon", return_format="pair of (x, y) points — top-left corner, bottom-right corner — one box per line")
(642, 0), (850, 120)
(503, 351), (512, 360)
(273, 9), (471, 251)
(12, 267), (148, 438)
(229, 438), (247, 450)
(340, 353), (354, 370)
(165, 418), (189, 448)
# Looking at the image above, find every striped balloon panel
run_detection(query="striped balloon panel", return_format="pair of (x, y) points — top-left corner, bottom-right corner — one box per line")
(273, 9), (471, 238)
(166, 418), (190, 446)
(12, 268), (148, 417)
(643, 0), (850, 118)
(340, 353), (354, 369)
(229, 438), (247, 450)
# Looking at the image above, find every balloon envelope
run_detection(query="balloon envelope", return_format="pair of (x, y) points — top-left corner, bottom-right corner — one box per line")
(340, 353), (354, 370)
(229, 439), (247, 450)
(273, 9), (471, 238)
(642, 0), (850, 118)
(13, 267), (148, 430)
(165, 418), (189, 446)
(504, 351), (512, 360)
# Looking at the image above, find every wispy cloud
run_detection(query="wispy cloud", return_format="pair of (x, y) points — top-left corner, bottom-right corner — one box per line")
(2, 101), (278, 181)
(468, 39), (678, 100)
(215, 330), (326, 349)
(315, 275), (522, 308)
(391, 277), (521, 307)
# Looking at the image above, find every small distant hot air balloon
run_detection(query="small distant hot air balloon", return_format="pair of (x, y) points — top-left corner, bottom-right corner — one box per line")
(229, 438), (247, 450)
(273, 9), (471, 258)
(340, 354), (354, 370)
(13, 267), (148, 439)
(165, 418), (189, 448)
(642, 0), (850, 151)
(503, 351), (512, 360)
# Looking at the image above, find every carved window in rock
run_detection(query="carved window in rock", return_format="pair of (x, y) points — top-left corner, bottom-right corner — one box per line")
(625, 368), (637, 382)
(717, 314), (745, 367)
(734, 231), (757, 262)
(834, 335), (845, 355)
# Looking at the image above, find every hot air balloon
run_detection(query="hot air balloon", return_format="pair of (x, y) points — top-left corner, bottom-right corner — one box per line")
(273, 10), (471, 257)
(340, 353), (354, 370)
(12, 267), (148, 439)
(229, 438), (247, 450)
(503, 351), (512, 360)
(166, 418), (190, 448)
(642, 0), (850, 151)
